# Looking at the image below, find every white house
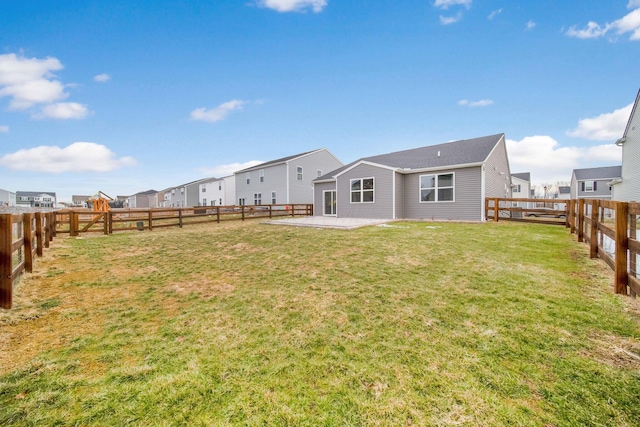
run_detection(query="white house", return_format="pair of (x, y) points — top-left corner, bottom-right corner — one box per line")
(199, 175), (235, 206)
(0, 188), (16, 207)
(612, 89), (640, 201)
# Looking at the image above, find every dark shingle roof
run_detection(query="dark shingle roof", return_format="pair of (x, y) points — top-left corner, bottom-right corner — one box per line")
(235, 149), (322, 173)
(16, 191), (56, 197)
(512, 172), (531, 182)
(558, 186), (570, 194)
(316, 134), (504, 180)
(573, 166), (622, 180)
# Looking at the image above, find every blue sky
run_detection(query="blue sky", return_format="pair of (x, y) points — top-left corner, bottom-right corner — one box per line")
(1, 0), (639, 202)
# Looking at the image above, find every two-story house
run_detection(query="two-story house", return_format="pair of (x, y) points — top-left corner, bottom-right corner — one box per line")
(199, 175), (235, 207)
(16, 191), (57, 208)
(235, 148), (343, 206)
(612, 89), (640, 201)
(0, 188), (16, 207)
(570, 166), (622, 200)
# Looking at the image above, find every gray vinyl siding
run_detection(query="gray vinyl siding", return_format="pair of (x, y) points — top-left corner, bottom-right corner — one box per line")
(483, 136), (512, 200)
(313, 181), (337, 216)
(288, 150), (343, 204)
(236, 163), (288, 205)
(402, 166), (482, 221)
(574, 179), (614, 199)
(395, 172), (404, 219)
(616, 108), (640, 201)
(337, 164), (394, 219)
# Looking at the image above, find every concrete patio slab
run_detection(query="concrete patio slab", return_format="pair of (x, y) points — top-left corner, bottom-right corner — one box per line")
(262, 216), (392, 230)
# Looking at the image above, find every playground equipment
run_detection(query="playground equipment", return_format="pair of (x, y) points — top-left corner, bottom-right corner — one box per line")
(87, 191), (114, 212)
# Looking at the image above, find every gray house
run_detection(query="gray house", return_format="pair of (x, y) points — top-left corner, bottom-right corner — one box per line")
(16, 191), (56, 208)
(612, 89), (640, 202)
(235, 148), (343, 206)
(163, 177), (218, 207)
(569, 166), (621, 200)
(124, 190), (158, 208)
(313, 133), (512, 221)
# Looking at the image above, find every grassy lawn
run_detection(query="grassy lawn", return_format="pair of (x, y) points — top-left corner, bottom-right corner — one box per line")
(1, 220), (640, 426)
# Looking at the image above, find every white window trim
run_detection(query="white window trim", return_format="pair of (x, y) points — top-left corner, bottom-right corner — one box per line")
(323, 190), (337, 216)
(419, 172), (455, 203)
(584, 180), (595, 192)
(246, 172), (251, 185)
(297, 166), (303, 181)
(350, 177), (375, 204)
(259, 169), (265, 183)
(271, 191), (277, 204)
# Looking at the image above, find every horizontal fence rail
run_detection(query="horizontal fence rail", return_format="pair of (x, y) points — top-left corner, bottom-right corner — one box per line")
(0, 211), (56, 309)
(55, 204), (313, 236)
(488, 197), (640, 298)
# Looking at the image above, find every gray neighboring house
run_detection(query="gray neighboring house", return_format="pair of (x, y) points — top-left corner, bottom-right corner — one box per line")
(556, 186), (571, 200)
(235, 148), (343, 206)
(313, 133), (512, 221)
(16, 191), (56, 208)
(0, 188), (16, 207)
(511, 172), (532, 209)
(124, 190), (158, 208)
(163, 177), (218, 207)
(569, 166), (622, 200)
(612, 89), (640, 202)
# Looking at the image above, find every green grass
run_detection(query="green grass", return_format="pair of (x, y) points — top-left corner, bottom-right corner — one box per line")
(1, 220), (640, 426)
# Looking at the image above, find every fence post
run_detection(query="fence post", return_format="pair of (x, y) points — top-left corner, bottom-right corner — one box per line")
(269, 205), (272, 218)
(589, 199), (599, 259)
(578, 198), (585, 242)
(291, 204), (295, 217)
(631, 211), (637, 298)
(50, 212), (57, 238)
(0, 214), (13, 309)
(35, 212), (44, 257)
(493, 198), (499, 222)
(23, 213), (34, 273)
(615, 201), (629, 295)
(241, 205), (245, 221)
(44, 214), (51, 247)
(70, 212), (78, 237)
(178, 209), (183, 228)
(148, 210), (153, 231)
(216, 206), (220, 223)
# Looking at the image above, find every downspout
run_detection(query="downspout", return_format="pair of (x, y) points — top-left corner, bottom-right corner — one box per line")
(480, 165), (486, 221)
(286, 163), (290, 204)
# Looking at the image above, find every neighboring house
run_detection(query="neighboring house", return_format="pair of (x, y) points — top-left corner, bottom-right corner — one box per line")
(199, 175), (235, 206)
(235, 148), (343, 206)
(164, 178), (217, 207)
(612, 89), (640, 201)
(570, 166), (622, 200)
(124, 190), (158, 208)
(71, 195), (90, 208)
(511, 173), (532, 209)
(0, 188), (16, 207)
(313, 133), (512, 221)
(16, 191), (57, 208)
(556, 186), (571, 200)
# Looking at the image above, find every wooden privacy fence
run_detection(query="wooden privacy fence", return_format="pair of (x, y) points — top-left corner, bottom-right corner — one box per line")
(487, 198), (640, 297)
(0, 211), (56, 309)
(55, 204), (313, 236)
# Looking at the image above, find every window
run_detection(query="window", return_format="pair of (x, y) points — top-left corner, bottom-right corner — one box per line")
(219, 198), (222, 205)
(582, 181), (597, 192)
(171, 189), (175, 194)
(513, 184), (521, 193)
(350, 178), (374, 203)
(254, 193), (262, 205)
(324, 190), (337, 215)
(259, 169), (265, 183)
(218, 184), (222, 191)
(202, 187), (206, 192)
(202, 198), (207, 206)
(246, 172), (251, 185)
(297, 166), (303, 181)
(420, 173), (454, 202)
(211, 200), (216, 206)
(180, 187), (184, 193)
(271, 191), (277, 204)
(317, 170), (322, 178)
(239, 198), (245, 206)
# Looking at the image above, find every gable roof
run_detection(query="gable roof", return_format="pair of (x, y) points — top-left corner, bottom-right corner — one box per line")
(16, 191), (56, 197)
(512, 172), (531, 182)
(618, 88), (640, 144)
(130, 189), (158, 197)
(317, 133), (504, 180)
(558, 186), (570, 194)
(573, 166), (622, 180)
(235, 149), (325, 174)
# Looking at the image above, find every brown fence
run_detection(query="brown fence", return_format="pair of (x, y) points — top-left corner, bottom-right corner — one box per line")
(485, 198), (570, 226)
(55, 204), (313, 235)
(0, 211), (56, 309)
(487, 198), (640, 297)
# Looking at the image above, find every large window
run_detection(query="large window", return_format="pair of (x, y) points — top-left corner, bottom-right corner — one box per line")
(271, 191), (277, 204)
(420, 173), (454, 202)
(254, 193), (262, 205)
(351, 178), (374, 203)
(582, 181), (596, 192)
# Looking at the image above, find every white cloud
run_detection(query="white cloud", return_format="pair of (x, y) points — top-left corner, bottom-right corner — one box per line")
(256, 0), (327, 13)
(190, 100), (248, 123)
(198, 160), (264, 177)
(93, 73), (111, 82)
(434, 0), (472, 10)
(0, 53), (68, 110)
(458, 99), (493, 107)
(566, 7), (640, 41)
(567, 103), (633, 140)
(488, 9), (502, 20)
(526, 20), (536, 30)
(440, 13), (462, 25)
(0, 125), (8, 133)
(507, 136), (621, 184)
(38, 102), (90, 120)
(0, 142), (136, 173)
